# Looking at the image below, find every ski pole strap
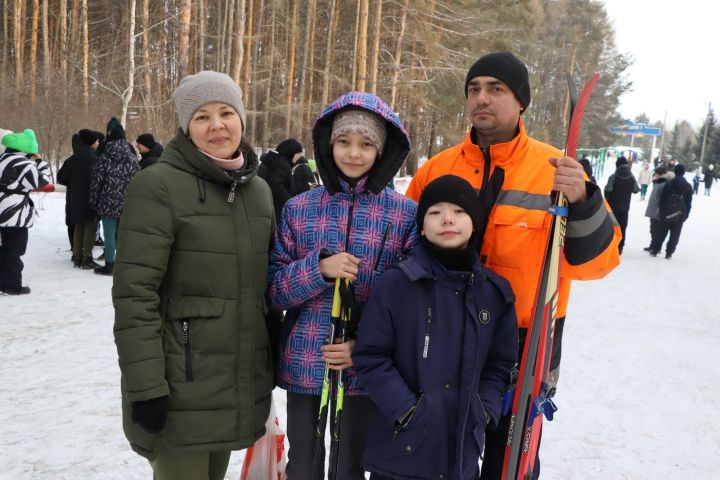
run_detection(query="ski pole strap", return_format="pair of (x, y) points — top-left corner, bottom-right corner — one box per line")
(548, 205), (569, 216)
(501, 388), (515, 416)
(528, 383), (559, 423)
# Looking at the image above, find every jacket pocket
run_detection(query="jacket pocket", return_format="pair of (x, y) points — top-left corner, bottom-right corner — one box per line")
(490, 206), (547, 270)
(179, 320), (193, 381)
(383, 423), (429, 459)
(165, 296), (226, 382)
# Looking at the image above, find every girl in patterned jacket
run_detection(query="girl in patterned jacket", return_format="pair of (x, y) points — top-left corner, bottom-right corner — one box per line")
(268, 91), (418, 479)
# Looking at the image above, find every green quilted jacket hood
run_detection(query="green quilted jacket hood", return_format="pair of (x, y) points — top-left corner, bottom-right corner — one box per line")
(112, 130), (275, 459)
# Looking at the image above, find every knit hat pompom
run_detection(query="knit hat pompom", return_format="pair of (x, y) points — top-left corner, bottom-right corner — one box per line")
(465, 51), (531, 109)
(172, 71), (246, 134)
(1, 128), (39, 154)
(417, 175), (483, 238)
(330, 109), (387, 156)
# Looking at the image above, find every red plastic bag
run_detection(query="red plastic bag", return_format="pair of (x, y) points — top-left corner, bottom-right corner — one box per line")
(240, 397), (287, 480)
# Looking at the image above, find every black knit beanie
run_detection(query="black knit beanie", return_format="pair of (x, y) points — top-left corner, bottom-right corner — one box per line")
(465, 52), (531, 109)
(417, 175), (483, 238)
(136, 133), (156, 149)
(276, 138), (303, 159)
(616, 156), (628, 168)
(78, 129), (101, 147)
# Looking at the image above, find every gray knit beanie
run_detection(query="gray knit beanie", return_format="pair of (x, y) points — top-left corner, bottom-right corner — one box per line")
(172, 71), (246, 134)
(330, 109), (387, 156)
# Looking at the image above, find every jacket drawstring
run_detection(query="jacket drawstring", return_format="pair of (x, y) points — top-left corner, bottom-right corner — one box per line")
(196, 177), (207, 203)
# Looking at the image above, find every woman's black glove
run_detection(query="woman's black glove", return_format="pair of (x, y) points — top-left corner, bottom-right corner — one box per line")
(131, 396), (169, 434)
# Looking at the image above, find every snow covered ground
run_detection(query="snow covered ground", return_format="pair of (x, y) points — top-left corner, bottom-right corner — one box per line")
(1, 168), (719, 479)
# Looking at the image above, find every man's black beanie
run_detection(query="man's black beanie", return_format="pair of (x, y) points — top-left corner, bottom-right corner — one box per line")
(417, 175), (483, 235)
(465, 51), (531, 109)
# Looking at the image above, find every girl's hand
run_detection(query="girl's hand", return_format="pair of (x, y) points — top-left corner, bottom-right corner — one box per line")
(319, 252), (360, 280)
(321, 339), (356, 370)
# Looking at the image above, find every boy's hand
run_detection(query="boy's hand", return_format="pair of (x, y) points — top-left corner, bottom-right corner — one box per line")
(321, 339), (356, 370)
(319, 252), (360, 280)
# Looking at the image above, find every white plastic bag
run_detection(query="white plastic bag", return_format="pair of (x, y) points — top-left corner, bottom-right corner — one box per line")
(240, 397), (287, 480)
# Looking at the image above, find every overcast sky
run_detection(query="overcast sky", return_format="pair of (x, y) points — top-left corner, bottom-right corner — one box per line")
(602, 0), (718, 129)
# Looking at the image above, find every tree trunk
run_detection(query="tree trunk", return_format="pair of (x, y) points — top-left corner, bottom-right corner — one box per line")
(30, 0), (40, 105)
(262, 0), (275, 148)
(389, 0), (409, 110)
(241, 0), (256, 105)
(41, 0), (50, 96)
(249, 0), (266, 146)
(299, 0), (317, 146)
(13, 0), (25, 91)
(177, 0), (192, 80)
(356, 0), (369, 92)
(121, 0), (137, 127)
(59, 0), (67, 82)
(368, 0), (382, 95)
(350, 0), (361, 89)
(141, 0), (151, 109)
(81, 0), (89, 112)
(198, 0), (205, 71)
(231, 0), (246, 83)
(320, 0), (338, 107)
(224, 0), (236, 75)
(284, 0), (299, 136)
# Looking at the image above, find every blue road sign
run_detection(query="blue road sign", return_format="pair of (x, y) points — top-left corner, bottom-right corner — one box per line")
(610, 121), (661, 136)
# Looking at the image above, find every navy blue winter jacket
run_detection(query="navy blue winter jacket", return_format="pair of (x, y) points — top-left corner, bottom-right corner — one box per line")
(353, 242), (518, 480)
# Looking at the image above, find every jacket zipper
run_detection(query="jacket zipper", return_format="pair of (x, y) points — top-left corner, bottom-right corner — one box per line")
(373, 222), (391, 271)
(345, 188), (356, 250)
(179, 320), (194, 381)
(228, 180), (238, 203)
(480, 147), (492, 191)
(422, 307), (432, 358)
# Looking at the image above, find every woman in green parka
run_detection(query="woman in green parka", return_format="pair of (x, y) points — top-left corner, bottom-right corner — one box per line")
(112, 71), (276, 480)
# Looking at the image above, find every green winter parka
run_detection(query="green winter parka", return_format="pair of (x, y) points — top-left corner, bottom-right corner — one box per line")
(112, 130), (275, 459)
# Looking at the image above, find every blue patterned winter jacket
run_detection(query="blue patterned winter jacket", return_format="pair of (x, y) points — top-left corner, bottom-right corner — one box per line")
(267, 92), (418, 395)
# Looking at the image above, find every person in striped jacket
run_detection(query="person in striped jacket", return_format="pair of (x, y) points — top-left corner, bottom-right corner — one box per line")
(0, 129), (52, 295)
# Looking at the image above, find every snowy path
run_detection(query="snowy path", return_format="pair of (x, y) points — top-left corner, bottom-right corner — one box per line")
(1, 183), (719, 479)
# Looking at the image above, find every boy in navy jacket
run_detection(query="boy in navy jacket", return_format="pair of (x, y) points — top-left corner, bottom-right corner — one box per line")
(353, 175), (518, 480)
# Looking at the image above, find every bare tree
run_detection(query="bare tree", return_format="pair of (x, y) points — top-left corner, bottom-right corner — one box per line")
(231, 0), (247, 83)
(30, 0), (40, 104)
(368, 0), (383, 95)
(389, 0), (410, 110)
(177, 0), (192, 80)
(320, 0), (338, 107)
(120, 0), (138, 126)
(356, 0), (369, 92)
(284, 0), (299, 136)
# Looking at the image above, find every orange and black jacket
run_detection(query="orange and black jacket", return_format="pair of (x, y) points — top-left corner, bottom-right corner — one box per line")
(407, 120), (621, 329)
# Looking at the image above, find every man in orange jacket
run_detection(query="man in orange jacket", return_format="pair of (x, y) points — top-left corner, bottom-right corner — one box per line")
(406, 52), (621, 479)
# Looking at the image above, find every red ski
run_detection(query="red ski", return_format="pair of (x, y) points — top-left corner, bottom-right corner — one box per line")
(501, 72), (600, 480)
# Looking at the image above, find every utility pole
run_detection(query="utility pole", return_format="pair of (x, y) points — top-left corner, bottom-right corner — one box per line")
(658, 110), (667, 162)
(699, 102), (712, 167)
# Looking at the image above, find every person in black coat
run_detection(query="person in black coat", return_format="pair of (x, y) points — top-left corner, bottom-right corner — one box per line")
(136, 133), (164, 169)
(651, 163), (693, 259)
(579, 157), (597, 185)
(290, 155), (317, 195)
(604, 156), (640, 254)
(58, 129), (102, 268)
(258, 138), (302, 222)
